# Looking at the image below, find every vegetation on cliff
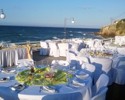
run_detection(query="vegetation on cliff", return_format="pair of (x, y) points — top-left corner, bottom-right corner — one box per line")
(97, 19), (125, 37)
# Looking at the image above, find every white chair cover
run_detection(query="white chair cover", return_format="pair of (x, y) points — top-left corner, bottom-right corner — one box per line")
(90, 57), (113, 85)
(114, 36), (125, 46)
(48, 42), (59, 57)
(51, 60), (69, 70)
(17, 59), (34, 67)
(92, 74), (109, 96)
(91, 87), (108, 100)
(93, 39), (104, 51)
(113, 56), (125, 85)
(117, 47), (125, 55)
(81, 63), (95, 78)
(68, 43), (80, 53)
(77, 56), (90, 64)
(66, 50), (77, 62)
(40, 41), (49, 55)
(58, 43), (68, 57)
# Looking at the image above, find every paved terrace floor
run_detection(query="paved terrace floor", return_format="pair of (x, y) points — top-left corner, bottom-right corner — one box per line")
(33, 51), (125, 100)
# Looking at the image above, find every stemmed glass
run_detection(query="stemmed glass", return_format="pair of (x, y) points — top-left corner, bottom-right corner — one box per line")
(16, 62), (22, 73)
(42, 60), (48, 67)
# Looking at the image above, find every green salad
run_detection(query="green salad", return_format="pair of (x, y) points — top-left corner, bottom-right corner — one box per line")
(16, 67), (72, 86)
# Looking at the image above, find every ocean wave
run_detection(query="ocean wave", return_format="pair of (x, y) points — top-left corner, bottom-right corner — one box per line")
(0, 26), (100, 43)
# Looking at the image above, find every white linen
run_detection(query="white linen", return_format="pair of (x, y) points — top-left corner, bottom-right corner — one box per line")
(114, 36), (125, 46)
(92, 74), (109, 96)
(117, 47), (125, 55)
(91, 87), (108, 100)
(113, 56), (125, 85)
(51, 60), (69, 70)
(81, 63), (95, 78)
(89, 56), (113, 85)
(48, 42), (59, 57)
(0, 48), (28, 67)
(40, 41), (49, 55)
(0, 67), (92, 100)
(17, 59), (34, 67)
(58, 43), (68, 57)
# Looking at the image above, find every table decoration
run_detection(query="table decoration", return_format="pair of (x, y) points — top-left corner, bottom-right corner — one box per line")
(10, 83), (25, 91)
(0, 76), (10, 82)
(88, 50), (113, 57)
(16, 67), (72, 86)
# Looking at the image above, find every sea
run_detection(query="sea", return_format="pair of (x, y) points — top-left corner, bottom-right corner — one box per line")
(0, 25), (102, 43)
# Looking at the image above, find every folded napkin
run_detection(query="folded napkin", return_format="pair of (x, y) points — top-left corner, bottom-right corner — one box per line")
(76, 74), (89, 79)
(10, 83), (25, 91)
(9, 69), (16, 73)
(0, 69), (16, 73)
(42, 86), (56, 93)
(0, 77), (10, 82)
(72, 80), (85, 87)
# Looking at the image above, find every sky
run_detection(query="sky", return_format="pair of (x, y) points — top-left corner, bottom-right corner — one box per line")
(0, 0), (125, 28)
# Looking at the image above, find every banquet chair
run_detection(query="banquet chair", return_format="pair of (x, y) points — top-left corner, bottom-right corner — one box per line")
(92, 74), (109, 97)
(113, 56), (125, 85)
(81, 63), (95, 78)
(40, 41), (49, 55)
(66, 50), (81, 69)
(48, 42), (60, 57)
(91, 87), (108, 100)
(57, 42), (68, 57)
(17, 58), (34, 67)
(90, 57), (113, 85)
(51, 60), (70, 70)
(66, 50), (77, 63)
(93, 39), (104, 51)
(77, 56), (90, 65)
(68, 42), (80, 53)
(117, 47), (125, 55)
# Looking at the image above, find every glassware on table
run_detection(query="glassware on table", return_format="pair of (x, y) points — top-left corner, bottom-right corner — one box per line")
(42, 60), (48, 67)
(66, 71), (72, 86)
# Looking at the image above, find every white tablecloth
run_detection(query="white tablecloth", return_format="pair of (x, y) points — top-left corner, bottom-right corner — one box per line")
(0, 68), (92, 100)
(0, 48), (28, 67)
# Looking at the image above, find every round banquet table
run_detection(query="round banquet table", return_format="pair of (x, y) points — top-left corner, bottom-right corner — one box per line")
(0, 67), (92, 100)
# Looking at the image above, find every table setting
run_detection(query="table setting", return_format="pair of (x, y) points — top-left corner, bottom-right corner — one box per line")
(0, 64), (92, 100)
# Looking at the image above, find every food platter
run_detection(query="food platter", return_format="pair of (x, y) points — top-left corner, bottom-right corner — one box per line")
(16, 67), (72, 86)
(89, 51), (113, 57)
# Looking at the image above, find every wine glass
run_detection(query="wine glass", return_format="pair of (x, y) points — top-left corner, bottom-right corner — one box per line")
(42, 60), (48, 67)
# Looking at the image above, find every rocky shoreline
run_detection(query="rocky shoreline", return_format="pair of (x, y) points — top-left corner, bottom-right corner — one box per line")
(96, 19), (125, 38)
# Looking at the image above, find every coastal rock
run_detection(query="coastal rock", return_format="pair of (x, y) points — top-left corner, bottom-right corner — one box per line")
(97, 19), (125, 37)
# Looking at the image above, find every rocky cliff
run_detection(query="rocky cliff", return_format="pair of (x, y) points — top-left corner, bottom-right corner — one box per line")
(97, 19), (125, 37)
